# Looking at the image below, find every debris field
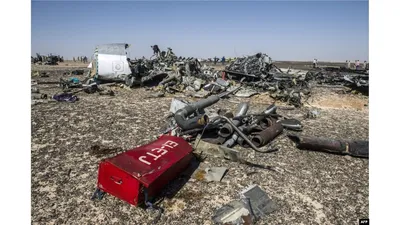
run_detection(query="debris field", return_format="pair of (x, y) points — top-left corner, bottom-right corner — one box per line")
(31, 58), (369, 225)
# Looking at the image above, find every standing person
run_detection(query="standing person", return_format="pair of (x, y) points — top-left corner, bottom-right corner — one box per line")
(313, 59), (317, 68)
(363, 60), (367, 69)
(221, 56), (226, 65)
(214, 56), (218, 65)
(73, 57), (75, 62)
(151, 45), (161, 58)
(347, 60), (351, 69)
(355, 60), (360, 70)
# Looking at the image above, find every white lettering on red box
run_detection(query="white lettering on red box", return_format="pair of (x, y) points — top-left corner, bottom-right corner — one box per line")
(138, 140), (179, 166)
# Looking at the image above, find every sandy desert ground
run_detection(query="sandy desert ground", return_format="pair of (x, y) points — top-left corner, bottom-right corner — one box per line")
(31, 62), (368, 225)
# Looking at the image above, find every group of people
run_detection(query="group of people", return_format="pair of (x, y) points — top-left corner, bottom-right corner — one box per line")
(313, 59), (369, 70)
(73, 56), (88, 63)
(346, 60), (368, 70)
(212, 56), (243, 65)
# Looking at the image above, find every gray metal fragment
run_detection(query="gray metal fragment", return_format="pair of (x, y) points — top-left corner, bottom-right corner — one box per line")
(240, 184), (277, 219)
(193, 90), (210, 98)
(193, 79), (204, 91)
(212, 200), (252, 225)
(169, 99), (189, 114)
(216, 78), (230, 87)
(204, 167), (228, 182)
(234, 89), (259, 98)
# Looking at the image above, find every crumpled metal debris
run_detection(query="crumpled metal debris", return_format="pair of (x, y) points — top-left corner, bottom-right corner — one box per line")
(306, 110), (320, 119)
(305, 67), (369, 94)
(224, 54), (310, 107)
(164, 97), (297, 156)
(204, 167), (228, 182)
(212, 200), (253, 225)
(212, 185), (277, 224)
(233, 88), (259, 98)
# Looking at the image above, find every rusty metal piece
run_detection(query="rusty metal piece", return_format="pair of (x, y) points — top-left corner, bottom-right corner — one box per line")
(219, 102), (249, 138)
(220, 116), (277, 153)
(251, 122), (283, 147)
(287, 134), (369, 158)
(259, 117), (277, 130)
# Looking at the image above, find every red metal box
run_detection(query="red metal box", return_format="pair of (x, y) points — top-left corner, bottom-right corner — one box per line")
(96, 135), (193, 206)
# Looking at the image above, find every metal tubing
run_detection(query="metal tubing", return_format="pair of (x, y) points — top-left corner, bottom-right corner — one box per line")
(220, 116), (277, 153)
(287, 134), (369, 158)
(174, 87), (241, 131)
(251, 122), (283, 147)
(263, 104), (277, 115)
(219, 102), (249, 138)
(237, 136), (250, 148)
(174, 95), (220, 131)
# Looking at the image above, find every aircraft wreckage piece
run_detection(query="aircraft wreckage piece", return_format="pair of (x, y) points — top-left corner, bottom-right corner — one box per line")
(174, 86), (242, 131)
(250, 122), (283, 147)
(288, 134), (369, 158)
(212, 185), (277, 225)
(219, 116), (278, 153)
(219, 102), (250, 138)
(90, 43), (133, 82)
(94, 135), (193, 206)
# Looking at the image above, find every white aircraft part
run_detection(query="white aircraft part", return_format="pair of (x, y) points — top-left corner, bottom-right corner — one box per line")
(97, 53), (132, 80)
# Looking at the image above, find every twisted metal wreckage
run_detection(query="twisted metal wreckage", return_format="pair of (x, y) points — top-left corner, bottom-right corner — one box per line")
(91, 89), (368, 224)
(83, 43), (368, 106)
(32, 43), (369, 106)
(32, 43), (369, 224)
(31, 43), (369, 159)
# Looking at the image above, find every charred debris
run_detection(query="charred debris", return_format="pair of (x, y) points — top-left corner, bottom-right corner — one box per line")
(32, 44), (369, 224)
(32, 43), (369, 107)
